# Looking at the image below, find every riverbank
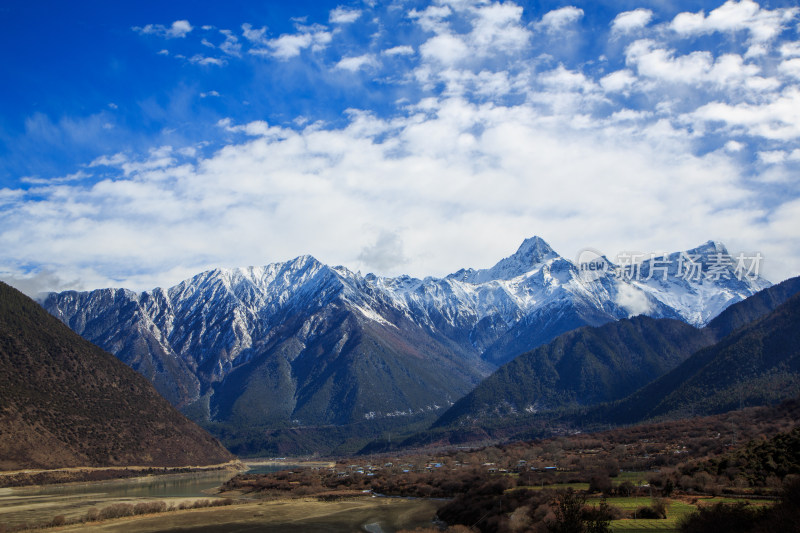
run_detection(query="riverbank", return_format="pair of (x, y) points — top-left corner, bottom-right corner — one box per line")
(54, 497), (440, 533)
(0, 461), (245, 488)
(0, 468), (245, 530)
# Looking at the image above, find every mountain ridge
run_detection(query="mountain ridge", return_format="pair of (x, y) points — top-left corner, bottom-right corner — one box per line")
(40, 236), (771, 454)
(431, 275), (800, 434)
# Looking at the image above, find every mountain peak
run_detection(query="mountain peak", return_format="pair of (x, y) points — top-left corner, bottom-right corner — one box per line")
(457, 236), (561, 284)
(686, 240), (729, 256)
(512, 236), (557, 264)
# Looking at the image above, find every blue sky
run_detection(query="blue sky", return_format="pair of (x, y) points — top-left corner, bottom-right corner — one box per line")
(1, 0), (799, 295)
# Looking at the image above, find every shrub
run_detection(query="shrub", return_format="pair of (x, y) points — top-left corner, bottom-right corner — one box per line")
(133, 501), (167, 515)
(588, 475), (613, 495)
(678, 502), (761, 532)
(99, 503), (135, 520)
(634, 504), (666, 519)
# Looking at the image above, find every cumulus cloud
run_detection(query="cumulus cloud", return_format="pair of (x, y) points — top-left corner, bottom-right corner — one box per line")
(625, 40), (763, 89)
(252, 25), (332, 59)
(1, 95), (789, 292)
(133, 20), (194, 38)
(670, 1), (797, 44)
(780, 58), (800, 78)
(600, 69), (637, 93)
(690, 89), (800, 141)
(611, 9), (653, 34)
(3, 0), (800, 293)
(419, 33), (470, 64)
(329, 6), (362, 24)
(335, 54), (378, 71)
(241, 23), (267, 44)
(615, 284), (653, 317)
(358, 231), (409, 273)
(538, 6), (584, 32)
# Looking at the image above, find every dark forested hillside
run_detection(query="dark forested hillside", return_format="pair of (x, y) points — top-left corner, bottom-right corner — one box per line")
(0, 282), (234, 470)
(423, 277), (800, 445)
(607, 291), (800, 424)
(706, 275), (800, 339)
(435, 316), (710, 427)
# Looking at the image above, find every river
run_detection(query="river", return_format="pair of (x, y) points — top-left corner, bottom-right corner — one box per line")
(0, 465), (291, 529)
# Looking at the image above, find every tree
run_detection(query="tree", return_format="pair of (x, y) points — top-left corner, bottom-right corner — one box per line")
(589, 474), (613, 495)
(583, 499), (613, 533)
(547, 489), (585, 533)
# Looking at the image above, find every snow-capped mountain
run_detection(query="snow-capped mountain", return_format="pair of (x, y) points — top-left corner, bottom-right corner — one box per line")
(42, 236), (769, 453)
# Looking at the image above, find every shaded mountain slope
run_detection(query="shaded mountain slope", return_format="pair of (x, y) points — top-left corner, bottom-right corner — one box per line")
(210, 297), (487, 429)
(434, 276), (800, 430)
(434, 316), (710, 427)
(0, 282), (233, 470)
(606, 290), (800, 424)
(706, 275), (800, 339)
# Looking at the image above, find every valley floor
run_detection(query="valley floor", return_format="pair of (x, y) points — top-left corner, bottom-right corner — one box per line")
(0, 461), (244, 488)
(53, 498), (440, 533)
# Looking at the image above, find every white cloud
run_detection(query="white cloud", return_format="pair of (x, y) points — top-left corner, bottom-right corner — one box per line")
(538, 6), (584, 32)
(5, 0), (800, 292)
(20, 171), (89, 185)
(611, 9), (653, 35)
(330, 6), (362, 24)
(219, 29), (242, 56)
(615, 284), (652, 317)
(625, 40), (762, 89)
(601, 69), (637, 93)
(189, 54), (226, 66)
(169, 20), (194, 38)
(416, 1), (531, 70)
(670, 1), (798, 44)
(335, 54), (378, 71)
(258, 33), (312, 59)
(358, 230), (408, 271)
(758, 150), (787, 164)
(780, 58), (800, 79)
(691, 88), (800, 141)
(408, 5), (452, 33)
(780, 42), (800, 57)
(471, 3), (530, 53)
(254, 26), (332, 59)
(724, 140), (745, 152)
(0, 269), (85, 298)
(133, 20), (194, 39)
(419, 33), (469, 65)
(383, 45), (414, 56)
(3, 95), (792, 292)
(241, 23), (267, 44)
(89, 153), (128, 168)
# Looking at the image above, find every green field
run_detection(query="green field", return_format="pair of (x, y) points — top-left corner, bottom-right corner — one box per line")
(518, 482), (591, 491)
(615, 471), (651, 484)
(600, 496), (776, 533)
(604, 498), (693, 532)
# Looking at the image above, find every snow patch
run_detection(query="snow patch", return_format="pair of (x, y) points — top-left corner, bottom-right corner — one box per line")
(353, 304), (397, 328)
